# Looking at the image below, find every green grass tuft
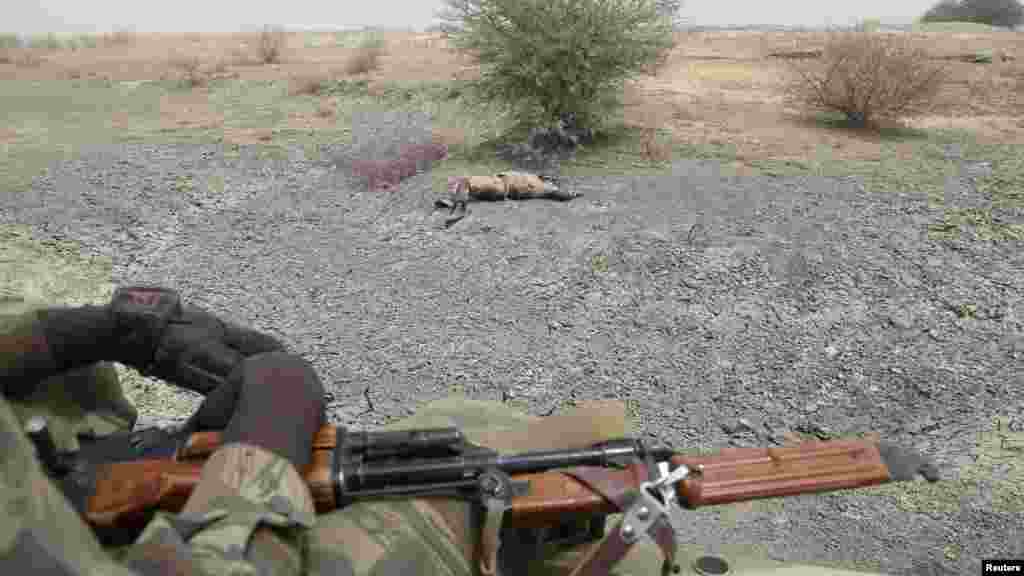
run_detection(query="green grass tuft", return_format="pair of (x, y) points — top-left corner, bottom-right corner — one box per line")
(911, 21), (1012, 33)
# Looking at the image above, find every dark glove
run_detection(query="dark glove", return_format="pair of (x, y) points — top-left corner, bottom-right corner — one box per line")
(877, 441), (941, 482)
(219, 351), (326, 470)
(36, 287), (283, 396)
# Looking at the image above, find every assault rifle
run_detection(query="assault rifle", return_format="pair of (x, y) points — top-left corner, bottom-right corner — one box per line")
(30, 418), (927, 574)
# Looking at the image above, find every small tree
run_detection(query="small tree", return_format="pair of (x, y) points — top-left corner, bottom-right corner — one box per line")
(921, 0), (965, 22)
(960, 0), (1024, 27)
(439, 0), (677, 133)
(785, 30), (949, 128)
(921, 0), (1024, 28)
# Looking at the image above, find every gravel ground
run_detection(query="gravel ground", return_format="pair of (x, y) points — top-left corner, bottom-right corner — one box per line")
(3, 116), (1022, 574)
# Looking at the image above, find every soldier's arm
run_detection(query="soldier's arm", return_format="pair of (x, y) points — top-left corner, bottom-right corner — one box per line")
(117, 442), (315, 576)
(120, 351), (324, 575)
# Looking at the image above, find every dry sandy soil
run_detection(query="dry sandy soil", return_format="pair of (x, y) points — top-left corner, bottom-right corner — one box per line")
(3, 28), (1023, 159)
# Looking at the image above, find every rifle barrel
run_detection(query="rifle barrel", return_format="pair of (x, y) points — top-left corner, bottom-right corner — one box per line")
(341, 439), (673, 494)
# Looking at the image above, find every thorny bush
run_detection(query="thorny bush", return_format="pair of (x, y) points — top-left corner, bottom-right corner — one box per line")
(785, 30), (949, 128)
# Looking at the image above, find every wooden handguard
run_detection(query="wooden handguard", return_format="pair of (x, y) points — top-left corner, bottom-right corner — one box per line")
(504, 438), (891, 527)
(671, 438), (892, 506)
(87, 431), (892, 532)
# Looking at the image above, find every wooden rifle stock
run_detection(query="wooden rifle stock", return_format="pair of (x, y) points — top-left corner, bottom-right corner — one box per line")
(86, 427), (892, 531)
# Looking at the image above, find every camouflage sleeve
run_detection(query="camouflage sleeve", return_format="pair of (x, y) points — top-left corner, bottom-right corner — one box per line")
(0, 391), (137, 576)
(119, 442), (317, 576)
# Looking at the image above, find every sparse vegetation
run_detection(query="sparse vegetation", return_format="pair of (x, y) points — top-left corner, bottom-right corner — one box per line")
(440, 0), (677, 134)
(315, 98), (336, 118)
(640, 127), (673, 162)
(784, 29), (949, 128)
(102, 28), (137, 47)
(67, 34), (100, 51)
(26, 33), (62, 51)
(3, 49), (45, 67)
(258, 25), (287, 64)
(343, 35), (386, 75)
(169, 54), (207, 88)
(228, 45), (260, 66)
(857, 18), (883, 32)
(289, 73), (330, 95)
(0, 33), (22, 50)
(0, 35), (19, 64)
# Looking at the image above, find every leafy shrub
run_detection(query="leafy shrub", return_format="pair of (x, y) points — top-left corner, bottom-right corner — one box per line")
(966, 49), (995, 63)
(343, 36), (386, 75)
(858, 18), (883, 32)
(922, 0), (965, 22)
(0, 34), (19, 64)
(0, 34), (22, 50)
(439, 0), (677, 133)
(785, 30), (949, 128)
(26, 33), (61, 51)
(921, 0), (1024, 28)
(67, 34), (99, 50)
(258, 25), (287, 64)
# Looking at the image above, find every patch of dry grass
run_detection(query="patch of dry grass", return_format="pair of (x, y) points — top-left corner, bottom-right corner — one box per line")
(227, 45), (261, 66)
(343, 37), (387, 75)
(640, 127), (673, 162)
(169, 54), (207, 87)
(101, 29), (137, 47)
(1, 49), (45, 67)
(315, 98), (335, 118)
(288, 72), (330, 95)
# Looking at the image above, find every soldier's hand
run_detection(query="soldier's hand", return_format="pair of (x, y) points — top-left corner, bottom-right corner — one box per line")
(29, 287), (284, 399)
(108, 287), (284, 395)
(220, 351), (325, 470)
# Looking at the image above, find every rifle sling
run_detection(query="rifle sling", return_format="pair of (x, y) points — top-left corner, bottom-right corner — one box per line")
(561, 464), (678, 576)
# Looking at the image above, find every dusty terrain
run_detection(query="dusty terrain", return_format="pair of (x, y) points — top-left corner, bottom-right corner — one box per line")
(3, 27), (1023, 155)
(2, 24), (1022, 576)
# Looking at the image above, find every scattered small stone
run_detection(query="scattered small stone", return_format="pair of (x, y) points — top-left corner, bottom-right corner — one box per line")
(794, 422), (835, 440)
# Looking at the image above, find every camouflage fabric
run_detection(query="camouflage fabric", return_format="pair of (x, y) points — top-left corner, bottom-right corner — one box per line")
(0, 386), (137, 575)
(0, 297), (137, 452)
